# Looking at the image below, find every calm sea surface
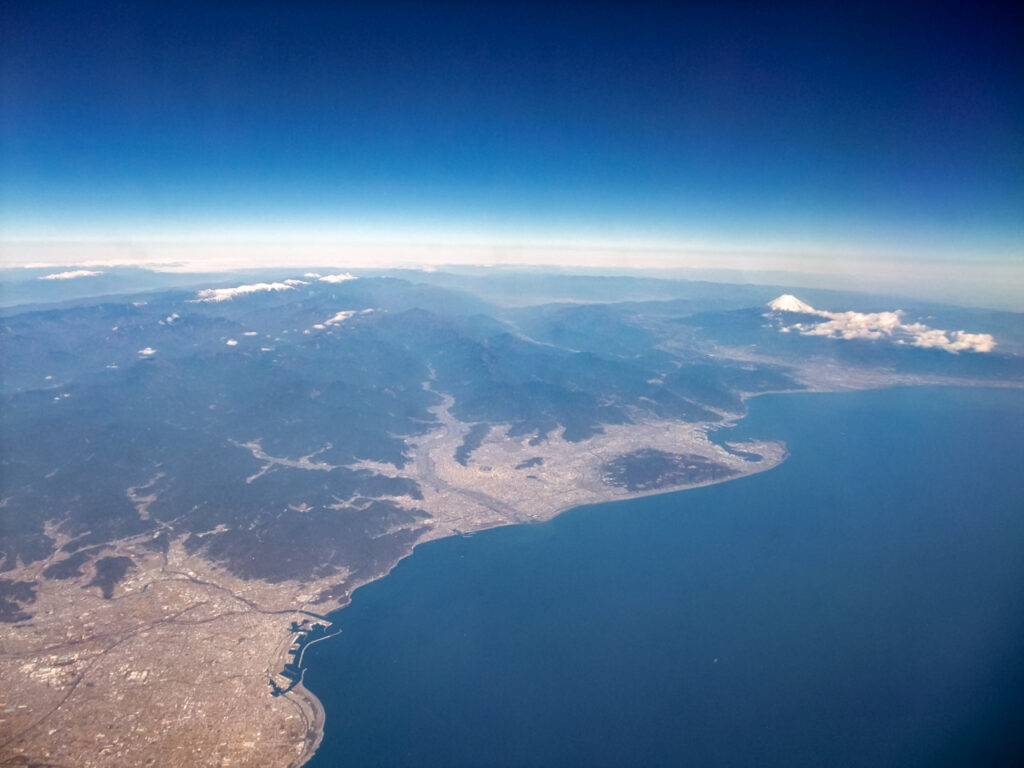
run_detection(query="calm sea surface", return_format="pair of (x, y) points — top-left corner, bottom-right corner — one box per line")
(304, 387), (1024, 767)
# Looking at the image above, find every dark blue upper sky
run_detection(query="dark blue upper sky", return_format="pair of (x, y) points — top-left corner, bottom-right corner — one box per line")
(1, 1), (1021, 257)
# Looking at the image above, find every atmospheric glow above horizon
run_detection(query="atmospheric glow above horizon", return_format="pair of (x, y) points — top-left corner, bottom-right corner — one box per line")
(1, 2), (1021, 305)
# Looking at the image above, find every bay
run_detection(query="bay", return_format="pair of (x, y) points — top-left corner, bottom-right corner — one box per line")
(304, 387), (1024, 767)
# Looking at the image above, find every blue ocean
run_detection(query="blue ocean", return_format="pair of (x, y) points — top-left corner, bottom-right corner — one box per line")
(304, 387), (1024, 767)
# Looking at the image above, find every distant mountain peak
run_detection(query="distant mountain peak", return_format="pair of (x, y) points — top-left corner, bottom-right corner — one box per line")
(767, 294), (817, 313)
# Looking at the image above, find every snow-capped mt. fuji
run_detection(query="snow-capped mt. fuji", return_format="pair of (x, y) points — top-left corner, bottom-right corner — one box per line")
(767, 294), (818, 314)
(761, 293), (997, 353)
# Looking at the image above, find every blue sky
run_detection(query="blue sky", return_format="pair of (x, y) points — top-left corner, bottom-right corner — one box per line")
(1, 1), (1021, 299)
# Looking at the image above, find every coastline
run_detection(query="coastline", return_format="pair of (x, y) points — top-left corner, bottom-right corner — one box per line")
(5, 381), (1008, 765)
(284, 385), (1024, 768)
(287, 678), (326, 768)
(269, 379), (1022, 767)
(284, 433), (787, 767)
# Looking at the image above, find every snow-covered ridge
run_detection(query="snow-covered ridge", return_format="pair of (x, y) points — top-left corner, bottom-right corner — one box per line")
(190, 273), (356, 302)
(318, 273), (358, 284)
(192, 282), (297, 303)
(38, 269), (103, 281)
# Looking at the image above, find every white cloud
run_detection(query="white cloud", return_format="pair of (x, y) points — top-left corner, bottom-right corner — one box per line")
(243, 331), (259, 336)
(767, 297), (995, 354)
(138, 347), (156, 356)
(904, 327), (997, 353)
(225, 339), (238, 346)
(303, 272), (322, 278)
(318, 273), (358, 284)
(799, 310), (904, 341)
(192, 282), (296, 302)
(39, 269), (103, 280)
(283, 278), (310, 285)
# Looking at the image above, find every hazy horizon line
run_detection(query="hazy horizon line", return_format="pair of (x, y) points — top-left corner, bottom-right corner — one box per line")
(2, 236), (1022, 311)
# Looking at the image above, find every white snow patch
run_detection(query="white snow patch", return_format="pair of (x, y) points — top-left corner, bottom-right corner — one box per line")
(38, 269), (102, 280)
(323, 310), (356, 326)
(318, 273), (358, 284)
(767, 294), (816, 313)
(192, 282), (295, 302)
